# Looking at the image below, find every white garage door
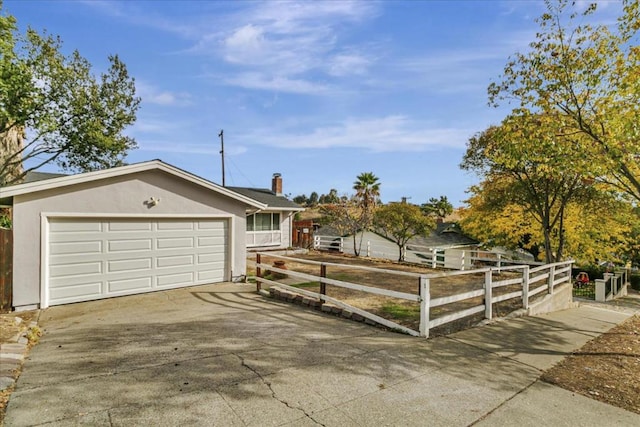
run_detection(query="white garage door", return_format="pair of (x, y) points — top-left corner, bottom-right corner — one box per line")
(47, 218), (229, 306)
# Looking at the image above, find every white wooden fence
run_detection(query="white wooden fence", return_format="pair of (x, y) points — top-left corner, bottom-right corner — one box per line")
(249, 253), (573, 338)
(313, 235), (540, 270)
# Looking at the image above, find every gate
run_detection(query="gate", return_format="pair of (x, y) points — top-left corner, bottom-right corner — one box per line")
(0, 228), (12, 312)
(292, 220), (314, 248)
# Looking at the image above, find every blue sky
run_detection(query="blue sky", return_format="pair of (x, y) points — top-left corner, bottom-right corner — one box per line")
(5, 0), (623, 206)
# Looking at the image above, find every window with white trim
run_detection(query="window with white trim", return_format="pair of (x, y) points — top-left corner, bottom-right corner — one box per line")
(246, 213), (280, 231)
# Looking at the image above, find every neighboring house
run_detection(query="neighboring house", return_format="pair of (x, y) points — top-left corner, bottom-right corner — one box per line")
(0, 160), (267, 310)
(228, 173), (304, 251)
(315, 221), (480, 269)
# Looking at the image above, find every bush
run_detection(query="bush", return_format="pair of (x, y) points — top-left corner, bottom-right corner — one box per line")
(630, 274), (640, 291)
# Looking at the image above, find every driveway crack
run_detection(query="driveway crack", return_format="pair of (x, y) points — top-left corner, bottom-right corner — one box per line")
(235, 354), (326, 426)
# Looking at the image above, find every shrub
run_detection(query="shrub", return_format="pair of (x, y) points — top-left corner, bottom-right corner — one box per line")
(630, 274), (640, 291)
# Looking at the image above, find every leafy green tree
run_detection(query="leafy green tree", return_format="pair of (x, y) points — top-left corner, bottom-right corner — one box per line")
(308, 191), (319, 206)
(489, 0), (640, 202)
(0, 3), (140, 185)
(374, 202), (435, 262)
(461, 112), (595, 263)
(319, 197), (367, 256)
(421, 196), (453, 219)
(292, 194), (308, 205)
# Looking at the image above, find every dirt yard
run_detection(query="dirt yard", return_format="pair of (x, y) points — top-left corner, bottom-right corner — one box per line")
(252, 251), (535, 336)
(542, 313), (640, 415)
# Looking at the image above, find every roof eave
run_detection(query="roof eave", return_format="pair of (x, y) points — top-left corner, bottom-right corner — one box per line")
(0, 160), (267, 210)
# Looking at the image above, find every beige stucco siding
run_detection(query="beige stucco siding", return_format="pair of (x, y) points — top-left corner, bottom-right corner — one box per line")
(12, 170), (249, 308)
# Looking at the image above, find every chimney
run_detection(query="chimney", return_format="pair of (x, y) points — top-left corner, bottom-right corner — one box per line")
(272, 173), (282, 196)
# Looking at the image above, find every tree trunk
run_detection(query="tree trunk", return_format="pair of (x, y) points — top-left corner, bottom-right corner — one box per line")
(352, 233), (360, 257)
(0, 126), (25, 185)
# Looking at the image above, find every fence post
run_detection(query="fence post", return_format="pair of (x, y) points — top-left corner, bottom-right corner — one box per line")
(256, 253), (262, 292)
(320, 263), (327, 301)
(497, 254), (502, 271)
(548, 265), (555, 294)
(485, 270), (493, 320)
(432, 248), (437, 269)
(340, 237), (344, 253)
(419, 276), (430, 338)
(595, 279), (606, 302)
(522, 266), (530, 310)
(461, 250), (465, 271)
(367, 241), (371, 257)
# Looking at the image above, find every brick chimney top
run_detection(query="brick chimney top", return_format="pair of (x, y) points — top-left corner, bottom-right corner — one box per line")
(272, 173), (282, 196)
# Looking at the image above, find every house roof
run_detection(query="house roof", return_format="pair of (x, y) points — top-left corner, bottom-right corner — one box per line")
(406, 222), (479, 250)
(0, 160), (267, 209)
(227, 186), (303, 211)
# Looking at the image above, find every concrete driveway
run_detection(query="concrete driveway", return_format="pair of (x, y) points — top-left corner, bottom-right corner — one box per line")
(5, 283), (640, 426)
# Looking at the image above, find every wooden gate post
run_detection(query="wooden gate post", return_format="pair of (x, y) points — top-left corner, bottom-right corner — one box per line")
(419, 276), (430, 338)
(256, 253), (262, 292)
(484, 270), (493, 320)
(320, 263), (327, 297)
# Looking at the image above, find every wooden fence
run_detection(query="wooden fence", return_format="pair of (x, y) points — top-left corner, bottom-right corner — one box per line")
(313, 235), (541, 270)
(249, 253), (573, 338)
(0, 228), (12, 312)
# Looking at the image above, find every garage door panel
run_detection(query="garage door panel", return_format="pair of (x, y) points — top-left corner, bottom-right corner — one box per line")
(50, 282), (103, 301)
(197, 253), (221, 264)
(198, 235), (228, 247)
(107, 258), (153, 273)
(48, 218), (229, 306)
(108, 276), (153, 293)
(156, 237), (194, 249)
(156, 221), (194, 231)
(108, 239), (153, 252)
(108, 221), (152, 232)
(156, 271), (194, 287)
(50, 240), (102, 255)
(50, 261), (102, 278)
(50, 220), (103, 233)
(156, 254), (194, 268)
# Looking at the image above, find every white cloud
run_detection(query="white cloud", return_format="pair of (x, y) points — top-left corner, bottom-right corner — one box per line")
(224, 73), (330, 95)
(241, 116), (474, 152)
(327, 53), (372, 77)
(136, 81), (192, 106)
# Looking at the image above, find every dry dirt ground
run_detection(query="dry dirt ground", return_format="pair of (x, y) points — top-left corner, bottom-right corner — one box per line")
(253, 251), (537, 336)
(542, 313), (640, 415)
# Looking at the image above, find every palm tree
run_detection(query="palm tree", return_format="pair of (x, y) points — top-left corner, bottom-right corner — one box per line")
(353, 172), (380, 211)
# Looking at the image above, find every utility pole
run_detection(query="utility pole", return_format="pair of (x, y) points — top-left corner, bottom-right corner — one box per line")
(218, 129), (225, 186)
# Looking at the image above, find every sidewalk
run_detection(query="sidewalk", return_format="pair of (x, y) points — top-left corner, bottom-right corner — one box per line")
(3, 284), (640, 426)
(450, 303), (639, 425)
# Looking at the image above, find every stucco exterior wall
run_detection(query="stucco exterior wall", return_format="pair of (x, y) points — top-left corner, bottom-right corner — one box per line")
(12, 170), (249, 309)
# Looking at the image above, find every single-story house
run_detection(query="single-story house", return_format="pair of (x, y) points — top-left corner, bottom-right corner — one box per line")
(228, 173), (304, 251)
(0, 160), (277, 310)
(315, 221), (480, 269)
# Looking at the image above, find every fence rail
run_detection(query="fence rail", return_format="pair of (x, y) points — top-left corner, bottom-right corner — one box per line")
(249, 252), (573, 338)
(313, 235), (542, 271)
